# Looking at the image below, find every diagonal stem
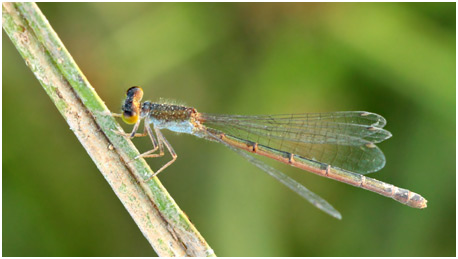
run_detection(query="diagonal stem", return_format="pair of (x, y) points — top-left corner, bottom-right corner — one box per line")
(2, 2), (215, 257)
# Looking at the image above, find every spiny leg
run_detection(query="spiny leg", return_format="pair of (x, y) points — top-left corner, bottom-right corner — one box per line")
(113, 112), (176, 179)
(135, 121), (163, 159)
(128, 119), (142, 138)
(112, 114), (147, 138)
(114, 113), (164, 161)
(144, 127), (177, 180)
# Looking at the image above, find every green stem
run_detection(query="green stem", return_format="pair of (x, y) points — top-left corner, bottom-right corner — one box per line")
(2, 2), (215, 257)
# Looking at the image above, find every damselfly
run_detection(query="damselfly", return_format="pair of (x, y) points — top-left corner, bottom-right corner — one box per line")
(113, 86), (427, 219)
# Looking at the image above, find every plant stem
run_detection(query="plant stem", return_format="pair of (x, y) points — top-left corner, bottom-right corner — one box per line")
(2, 2), (215, 257)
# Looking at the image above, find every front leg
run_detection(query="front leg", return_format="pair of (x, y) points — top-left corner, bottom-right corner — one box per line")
(112, 129), (147, 138)
(112, 113), (146, 139)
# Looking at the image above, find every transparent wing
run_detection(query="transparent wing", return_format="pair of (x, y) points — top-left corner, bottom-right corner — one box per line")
(200, 111), (391, 174)
(207, 132), (342, 219)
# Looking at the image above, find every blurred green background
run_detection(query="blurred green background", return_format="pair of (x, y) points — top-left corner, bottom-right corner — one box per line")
(3, 2), (455, 256)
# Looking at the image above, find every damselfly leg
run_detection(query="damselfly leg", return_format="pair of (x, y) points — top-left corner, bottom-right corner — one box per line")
(113, 112), (177, 179)
(144, 127), (178, 179)
(134, 120), (160, 158)
(111, 113), (148, 138)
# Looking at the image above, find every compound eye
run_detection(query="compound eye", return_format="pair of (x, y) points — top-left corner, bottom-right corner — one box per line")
(122, 110), (139, 124)
(121, 86), (144, 124)
(126, 86), (143, 101)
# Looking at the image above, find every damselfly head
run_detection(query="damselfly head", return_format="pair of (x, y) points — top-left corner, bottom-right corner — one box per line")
(121, 86), (143, 124)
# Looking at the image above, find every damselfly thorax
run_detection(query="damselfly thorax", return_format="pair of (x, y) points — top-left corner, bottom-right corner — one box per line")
(113, 86), (427, 219)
